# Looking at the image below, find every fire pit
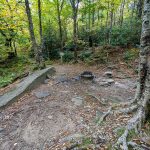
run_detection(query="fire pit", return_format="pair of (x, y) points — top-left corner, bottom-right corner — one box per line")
(80, 71), (95, 80)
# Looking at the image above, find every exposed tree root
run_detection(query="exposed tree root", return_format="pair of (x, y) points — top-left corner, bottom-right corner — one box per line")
(87, 93), (107, 105)
(97, 107), (112, 125)
(115, 105), (138, 114)
(113, 106), (145, 150)
(128, 141), (150, 150)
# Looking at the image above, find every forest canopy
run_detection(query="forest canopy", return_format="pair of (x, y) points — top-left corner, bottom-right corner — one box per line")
(0, 0), (142, 59)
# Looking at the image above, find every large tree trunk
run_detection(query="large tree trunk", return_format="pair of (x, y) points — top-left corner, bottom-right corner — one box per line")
(120, 0), (125, 26)
(38, 0), (43, 44)
(137, 0), (144, 18)
(73, 10), (78, 61)
(134, 0), (150, 103)
(70, 0), (79, 62)
(114, 0), (150, 149)
(56, 0), (64, 51)
(109, 4), (113, 45)
(25, 0), (45, 68)
(92, 0), (95, 27)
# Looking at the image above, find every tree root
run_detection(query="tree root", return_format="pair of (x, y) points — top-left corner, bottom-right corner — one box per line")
(115, 105), (138, 114)
(87, 93), (107, 105)
(113, 106), (146, 150)
(128, 141), (150, 150)
(97, 107), (112, 125)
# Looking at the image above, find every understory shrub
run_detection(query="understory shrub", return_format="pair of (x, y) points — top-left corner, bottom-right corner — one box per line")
(62, 51), (74, 62)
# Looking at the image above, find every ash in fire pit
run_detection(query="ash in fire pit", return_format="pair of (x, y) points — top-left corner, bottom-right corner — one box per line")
(80, 71), (95, 80)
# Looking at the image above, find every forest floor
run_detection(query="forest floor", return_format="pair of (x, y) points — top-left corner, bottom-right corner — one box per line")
(0, 61), (143, 150)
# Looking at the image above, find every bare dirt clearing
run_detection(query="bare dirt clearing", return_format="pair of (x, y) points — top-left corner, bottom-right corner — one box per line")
(0, 63), (137, 150)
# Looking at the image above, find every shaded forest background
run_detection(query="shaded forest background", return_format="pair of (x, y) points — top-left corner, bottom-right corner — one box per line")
(0, 0), (143, 87)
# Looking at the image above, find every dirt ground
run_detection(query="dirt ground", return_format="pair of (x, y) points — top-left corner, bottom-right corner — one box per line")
(0, 63), (137, 150)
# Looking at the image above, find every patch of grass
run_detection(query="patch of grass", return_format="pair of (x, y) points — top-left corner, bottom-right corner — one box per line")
(127, 129), (137, 141)
(79, 137), (93, 148)
(123, 48), (139, 62)
(116, 127), (126, 138)
(116, 127), (137, 143)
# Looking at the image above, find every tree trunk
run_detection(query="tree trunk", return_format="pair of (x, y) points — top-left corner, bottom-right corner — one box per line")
(114, 1), (150, 149)
(105, 1), (109, 44)
(25, 0), (45, 68)
(109, 5), (113, 44)
(137, 0), (144, 18)
(88, 0), (91, 31)
(70, 0), (79, 62)
(134, 0), (150, 104)
(73, 11), (78, 61)
(120, 0), (125, 26)
(38, 0), (43, 44)
(56, 0), (64, 51)
(92, 0), (95, 27)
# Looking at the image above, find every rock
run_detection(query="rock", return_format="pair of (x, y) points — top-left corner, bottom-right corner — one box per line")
(0, 128), (4, 132)
(59, 133), (83, 143)
(44, 79), (50, 84)
(48, 115), (53, 119)
(71, 97), (84, 106)
(0, 67), (55, 108)
(34, 91), (50, 99)
(103, 71), (113, 78)
(80, 71), (95, 80)
(35, 99), (43, 103)
(96, 78), (114, 86)
(102, 79), (114, 84)
(114, 82), (128, 89)
(55, 75), (68, 83)
(141, 136), (150, 146)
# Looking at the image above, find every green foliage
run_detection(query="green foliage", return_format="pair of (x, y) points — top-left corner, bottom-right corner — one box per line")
(127, 129), (136, 141)
(79, 18), (141, 47)
(123, 48), (139, 61)
(79, 50), (93, 61)
(49, 49), (60, 60)
(80, 137), (92, 147)
(62, 51), (74, 62)
(0, 56), (32, 88)
(116, 127), (126, 137)
(0, 72), (16, 87)
(110, 20), (141, 46)
(42, 25), (60, 59)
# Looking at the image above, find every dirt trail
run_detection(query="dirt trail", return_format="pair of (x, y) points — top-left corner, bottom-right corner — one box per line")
(0, 64), (136, 150)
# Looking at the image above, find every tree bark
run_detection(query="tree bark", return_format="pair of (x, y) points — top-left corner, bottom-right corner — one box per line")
(38, 0), (43, 44)
(25, 0), (45, 68)
(120, 0), (125, 26)
(109, 3), (114, 44)
(70, 0), (79, 62)
(56, 0), (64, 51)
(92, 0), (95, 27)
(134, 0), (150, 103)
(114, 0), (150, 149)
(137, 0), (144, 18)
